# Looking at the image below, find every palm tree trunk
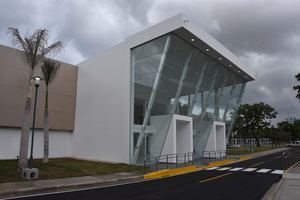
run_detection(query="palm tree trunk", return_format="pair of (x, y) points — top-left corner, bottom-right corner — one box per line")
(43, 88), (49, 163)
(18, 79), (33, 169)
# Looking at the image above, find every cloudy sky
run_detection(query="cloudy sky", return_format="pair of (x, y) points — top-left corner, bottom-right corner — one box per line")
(0, 0), (299, 124)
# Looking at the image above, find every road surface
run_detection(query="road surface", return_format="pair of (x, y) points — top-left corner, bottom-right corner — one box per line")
(7, 148), (300, 200)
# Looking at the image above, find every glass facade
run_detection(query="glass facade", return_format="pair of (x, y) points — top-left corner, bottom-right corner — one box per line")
(130, 34), (247, 164)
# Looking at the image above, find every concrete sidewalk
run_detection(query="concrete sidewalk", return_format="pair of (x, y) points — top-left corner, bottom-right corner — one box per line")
(246, 147), (288, 158)
(0, 172), (143, 199)
(264, 161), (300, 200)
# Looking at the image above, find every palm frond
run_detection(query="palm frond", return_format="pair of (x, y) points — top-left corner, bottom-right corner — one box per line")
(33, 29), (49, 55)
(41, 59), (61, 86)
(7, 27), (27, 51)
(42, 41), (63, 57)
(24, 37), (36, 69)
(8, 27), (64, 72)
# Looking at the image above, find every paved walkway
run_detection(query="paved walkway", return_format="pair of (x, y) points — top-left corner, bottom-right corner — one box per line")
(263, 160), (300, 200)
(0, 172), (143, 199)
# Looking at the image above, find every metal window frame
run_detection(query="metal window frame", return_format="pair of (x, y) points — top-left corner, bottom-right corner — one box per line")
(132, 35), (171, 163)
(188, 58), (208, 116)
(226, 82), (246, 141)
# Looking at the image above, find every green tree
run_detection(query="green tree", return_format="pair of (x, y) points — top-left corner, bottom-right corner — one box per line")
(41, 59), (61, 163)
(266, 127), (290, 145)
(293, 73), (300, 100)
(8, 28), (62, 168)
(278, 118), (300, 140)
(235, 102), (278, 147)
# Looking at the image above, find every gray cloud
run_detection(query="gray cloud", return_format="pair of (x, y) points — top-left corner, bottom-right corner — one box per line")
(0, 0), (299, 124)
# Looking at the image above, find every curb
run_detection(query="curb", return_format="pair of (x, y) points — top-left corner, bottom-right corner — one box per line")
(143, 147), (288, 180)
(262, 178), (284, 200)
(0, 175), (143, 199)
(248, 147), (288, 158)
(143, 158), (248, 179)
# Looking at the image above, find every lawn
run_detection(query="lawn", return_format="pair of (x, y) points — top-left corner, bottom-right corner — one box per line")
(226, 145), (283, 155)
(0, 158), (144, 183)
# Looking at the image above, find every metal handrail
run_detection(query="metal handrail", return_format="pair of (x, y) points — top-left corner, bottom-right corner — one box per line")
(144, 152), (194, 171)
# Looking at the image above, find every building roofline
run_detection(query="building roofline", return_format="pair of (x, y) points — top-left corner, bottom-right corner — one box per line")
(125, 14), (255, 81)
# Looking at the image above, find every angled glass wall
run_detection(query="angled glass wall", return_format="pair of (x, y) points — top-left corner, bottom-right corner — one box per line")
(130, 34), (247, 164)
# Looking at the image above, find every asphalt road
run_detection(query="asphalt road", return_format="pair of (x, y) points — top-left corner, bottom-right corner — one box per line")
(9, 148), (300, 200)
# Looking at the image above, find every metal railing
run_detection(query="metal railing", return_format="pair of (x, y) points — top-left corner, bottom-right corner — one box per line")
(202, 150), (226, 159)
(282, 149), (300, 171)
(200, 150), (248, 164)
(144, 152), (194, 172)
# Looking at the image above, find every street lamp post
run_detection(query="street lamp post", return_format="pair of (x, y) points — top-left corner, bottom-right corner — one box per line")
(28, 76), (41, 169)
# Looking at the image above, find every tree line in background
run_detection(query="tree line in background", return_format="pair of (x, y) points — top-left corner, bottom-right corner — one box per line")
(232, 71), (300, 147)
(233, 103), (300, 146)
(8, 28), (63, 168)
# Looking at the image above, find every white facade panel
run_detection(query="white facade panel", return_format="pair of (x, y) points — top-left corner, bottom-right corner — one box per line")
(0, 128), (72, 159)
(161, 114), (193, 163)
(203, 121), (226, 158)
(73, 43), (131, 163)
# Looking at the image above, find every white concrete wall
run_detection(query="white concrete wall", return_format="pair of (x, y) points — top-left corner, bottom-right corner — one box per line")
(73, 43), (131, 163)
(0, 128), (72, 159)
(176, 121), (192, 154)
(161, 114), (193, 163)
(216, 125), (226, 151)
(204, 125), (216, 152)
(204, 121), (226, 158)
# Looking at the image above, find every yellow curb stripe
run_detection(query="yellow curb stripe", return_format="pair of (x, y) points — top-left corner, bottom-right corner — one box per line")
(199, 172), (232, 183)
(144, 165), (198, 179)
(144, 155), (252, 179)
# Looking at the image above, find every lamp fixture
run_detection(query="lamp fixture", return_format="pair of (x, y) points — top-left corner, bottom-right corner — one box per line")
(32, 76), (42, 86)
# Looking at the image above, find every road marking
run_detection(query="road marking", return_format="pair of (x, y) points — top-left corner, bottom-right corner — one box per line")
(199, 172), (232, 183)
(250, 162), (264, 167)
(271, 170), (284, 175)
(229, 167), (244, 171)
(217, 167), (231, 171)
(205, 167), (220, 170)
(242, 168), (257, 172)
(256, 169), (271, 173)
(274, 156), (282, 159)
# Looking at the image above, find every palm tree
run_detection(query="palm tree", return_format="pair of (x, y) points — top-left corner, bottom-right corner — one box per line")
(293, 73), (300, 101)
(41, 59), (61, 163)
(8, 28), (62, 168)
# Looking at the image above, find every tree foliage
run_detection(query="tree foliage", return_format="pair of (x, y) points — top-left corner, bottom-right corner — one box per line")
(293, 73), (300, 100)
(235, 102), (278, 146)
(8, 27), (62, 168)
(278, 118), (300, 141)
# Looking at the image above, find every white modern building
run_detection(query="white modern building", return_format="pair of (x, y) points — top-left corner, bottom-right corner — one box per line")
(0, 14), (254, 165)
